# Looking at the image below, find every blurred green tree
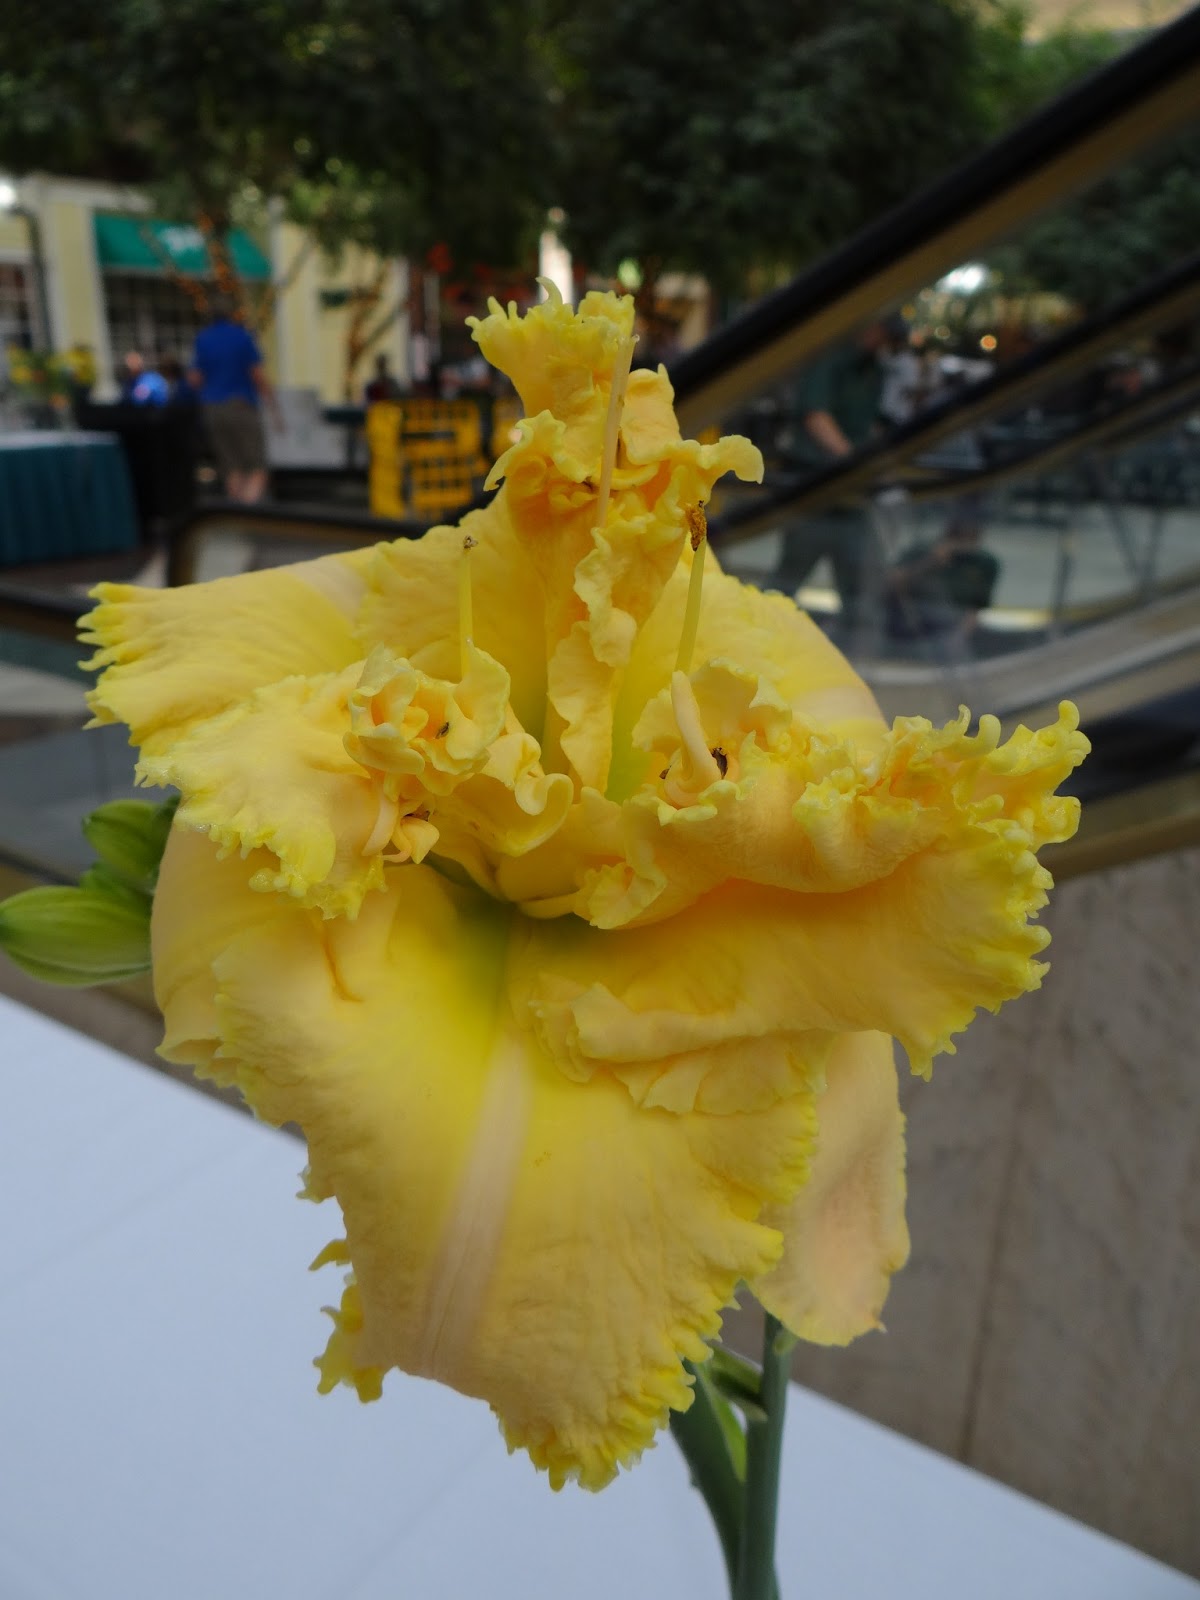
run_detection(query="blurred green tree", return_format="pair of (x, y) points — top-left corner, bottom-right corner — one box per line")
(0, 0), (551, 286)
(0, 0), (1188, 332)
(970, 13), (1200, 312)
(549, 0), (1002, 299)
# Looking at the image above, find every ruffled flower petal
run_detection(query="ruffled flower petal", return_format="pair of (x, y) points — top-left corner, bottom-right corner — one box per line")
(608, 553), (886, 802)
(470, 287), (635, 476)
(155, 830), (819, 1490)
(138, 665), (389, 918)
(577, 699), (1088, 932)
(513, 889), (835, 1117)
(151, 825), (295, 1078)
(81, 548), (376, 756)
(754, 1031), (909, 1344)
(430, 713), (575, 890)
(358, 502), (550, 743)
(528, 798), (1062, 1088)
(345, 643), (511, 796)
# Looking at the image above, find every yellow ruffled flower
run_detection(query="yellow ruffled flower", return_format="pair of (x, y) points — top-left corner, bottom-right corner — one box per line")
(80, 288), (1087, 1490)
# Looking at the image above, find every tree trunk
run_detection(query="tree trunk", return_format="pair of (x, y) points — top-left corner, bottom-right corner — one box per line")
(343, 260), (389, 401)
(197, 213), (247, 320)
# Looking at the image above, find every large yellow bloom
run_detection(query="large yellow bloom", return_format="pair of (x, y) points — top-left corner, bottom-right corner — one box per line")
(81, 289), (1087, 1490)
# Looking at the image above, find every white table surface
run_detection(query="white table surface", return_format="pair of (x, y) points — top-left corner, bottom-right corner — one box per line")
(1, 994), (1195, 1600)
(0, 430), (118, 450)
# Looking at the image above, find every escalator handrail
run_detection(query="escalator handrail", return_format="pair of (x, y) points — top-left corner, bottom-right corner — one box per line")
(708, 247), (1200, 533)
(0, 499), (451, 640)
(163, 490), (491, 585)
(710, 357), (1200, 543)
(669, 5), (1200, 430)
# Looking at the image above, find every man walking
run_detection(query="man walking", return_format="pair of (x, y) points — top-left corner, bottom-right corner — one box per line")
(772, 317), (899, 654)
(191, 296), (279, 503)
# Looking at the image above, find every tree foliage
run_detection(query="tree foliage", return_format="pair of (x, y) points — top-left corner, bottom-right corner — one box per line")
(972, 16), (1200, 312)
(0, 0), (550, 265)
(549, 0), (996, 294)
(0, 0), (1189, 316)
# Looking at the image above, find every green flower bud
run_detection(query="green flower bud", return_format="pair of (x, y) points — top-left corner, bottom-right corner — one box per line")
(78, 862), (153, 913)
(80, 797), (178, 891)
(0, 885), (151, 986)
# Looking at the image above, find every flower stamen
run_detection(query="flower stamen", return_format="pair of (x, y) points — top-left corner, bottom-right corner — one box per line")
(363, 792), (400, 857)
(664, 670), (723, 803)
(594, 334), (637, 532)
(675, 506), (708, 675)
(458, 535), (477, 677)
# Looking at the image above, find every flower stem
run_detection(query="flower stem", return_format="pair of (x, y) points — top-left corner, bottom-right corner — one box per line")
(670, 1362), (744, 1590)
(735, 1315), (791, 1600)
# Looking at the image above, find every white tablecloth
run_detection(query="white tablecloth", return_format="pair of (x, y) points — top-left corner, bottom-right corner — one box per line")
(1, 996), (1195, 1600)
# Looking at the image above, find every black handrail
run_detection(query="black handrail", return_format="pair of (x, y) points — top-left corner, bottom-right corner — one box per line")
(163, 489), (493, 586)
(709, 358), (1200, 544)
(706, 250), (1200, 540)
(669, 5), (1200, 431)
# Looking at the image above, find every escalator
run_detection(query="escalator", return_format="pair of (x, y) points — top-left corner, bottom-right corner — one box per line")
(645, 7), (1200, 823)
(669, 3), (1200, 431)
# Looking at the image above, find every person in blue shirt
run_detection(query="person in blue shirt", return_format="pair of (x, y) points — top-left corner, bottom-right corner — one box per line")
(129, 365), (170, 407)
(190, 295), (279, 503)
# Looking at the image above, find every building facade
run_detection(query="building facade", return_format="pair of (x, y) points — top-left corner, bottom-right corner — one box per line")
(0, 175), (409, 403)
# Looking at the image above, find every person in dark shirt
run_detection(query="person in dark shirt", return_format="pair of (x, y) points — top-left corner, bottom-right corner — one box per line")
(158, 355), (196, 407)
(364, 353), (400, 404)
(772, 319), (893, 653)
(886, 505), (1000, 651)
(190, 297), (279, 503)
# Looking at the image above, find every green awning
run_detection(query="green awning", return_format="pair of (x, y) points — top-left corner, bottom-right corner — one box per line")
(93, 213), (272, 281)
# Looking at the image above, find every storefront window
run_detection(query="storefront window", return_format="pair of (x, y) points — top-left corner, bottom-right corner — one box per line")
(0, 262), (34, 353)
(102, 271), (208, 375)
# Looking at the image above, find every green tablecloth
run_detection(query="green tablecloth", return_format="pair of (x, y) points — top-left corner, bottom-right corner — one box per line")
(0, 431), (140, 569)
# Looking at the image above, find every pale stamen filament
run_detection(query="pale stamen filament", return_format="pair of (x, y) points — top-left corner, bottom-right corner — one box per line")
(458, 534), (476, 677)
(363, 792), (401, 857)
(675, 505), (708, 675)
(594, 334), (637, 532)
(664, 670), (722, 805)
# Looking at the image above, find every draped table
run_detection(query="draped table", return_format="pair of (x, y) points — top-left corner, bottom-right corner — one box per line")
(1, 994), (1196, 1600)
(0, 431), (140, 568)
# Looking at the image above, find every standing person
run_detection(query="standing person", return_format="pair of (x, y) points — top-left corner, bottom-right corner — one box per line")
(877, 315), (922, 428)
(190, 296), (279, 504)
(886, 502), (999, 656)
(364, 353), (400, 404)
(158, 355), (195, 406)
(772, 319), (892, 652)
(119, 351), (146, 402)
(127, 358), (169, 407)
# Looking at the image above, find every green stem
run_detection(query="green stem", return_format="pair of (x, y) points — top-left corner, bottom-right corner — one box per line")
(670, 1362), (745, 1589)
(735, 1315), (791, 1600)
(707, 1344), (767, 1421)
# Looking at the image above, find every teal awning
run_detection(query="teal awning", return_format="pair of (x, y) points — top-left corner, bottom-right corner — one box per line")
(93, 213), (272, 281)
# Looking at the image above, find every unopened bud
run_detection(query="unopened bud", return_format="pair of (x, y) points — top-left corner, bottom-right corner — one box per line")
(0, 885), (151, 986)
(81, 797), (177, 891)
(79, 862), (153, 912)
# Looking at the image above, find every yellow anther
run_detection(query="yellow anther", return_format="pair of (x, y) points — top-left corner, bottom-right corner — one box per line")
(675, 506), (707, 675)
(594, 334), (637, 532)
